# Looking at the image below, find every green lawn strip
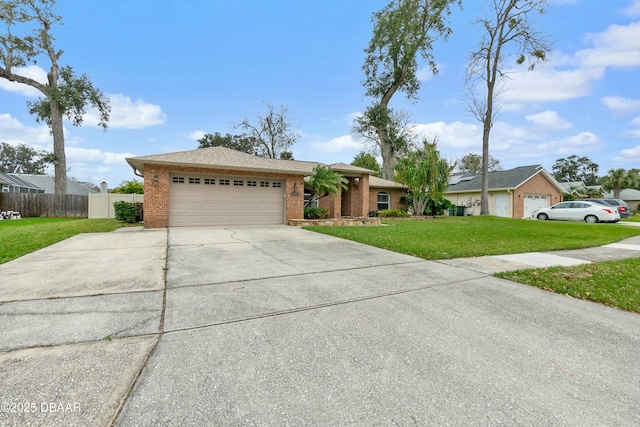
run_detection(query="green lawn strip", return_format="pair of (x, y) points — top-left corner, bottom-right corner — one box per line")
(305, 216), (640, 260)
(495, 258), (640, 312)
(0, 218), (124, 264)
(622, 216), (640, 222)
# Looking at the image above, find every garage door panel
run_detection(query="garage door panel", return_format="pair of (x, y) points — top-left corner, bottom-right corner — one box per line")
(524, 194), (549, 218)
(169, 173), (285, 226)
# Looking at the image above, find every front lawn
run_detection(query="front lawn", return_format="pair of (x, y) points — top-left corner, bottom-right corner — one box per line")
(305, 216), (640, 260)
(0, 218), (124, 264)
(622, 215), (640, 222)
(495, 258), (640, 312)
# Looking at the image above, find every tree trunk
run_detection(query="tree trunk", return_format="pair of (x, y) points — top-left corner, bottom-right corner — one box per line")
(49, 100), (67, 195)
(379, 129), (396, 180)
(480, 118), (491, 215)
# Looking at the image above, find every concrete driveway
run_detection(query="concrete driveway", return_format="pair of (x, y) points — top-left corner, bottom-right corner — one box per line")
(1, 226), (639, 426)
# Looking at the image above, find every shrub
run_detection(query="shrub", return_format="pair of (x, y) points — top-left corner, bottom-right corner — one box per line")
(114, 201), (143, 223)
(378, 208), (409, 218)
(368, 210), (379, 217)
(304, 207), (329, 220)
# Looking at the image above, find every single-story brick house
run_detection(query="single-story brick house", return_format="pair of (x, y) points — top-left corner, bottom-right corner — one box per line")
(444, 165), (566, 218)
(126, 147), (384, 227)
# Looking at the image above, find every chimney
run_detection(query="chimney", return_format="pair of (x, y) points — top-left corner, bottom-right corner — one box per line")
(100, 182), (108, 193)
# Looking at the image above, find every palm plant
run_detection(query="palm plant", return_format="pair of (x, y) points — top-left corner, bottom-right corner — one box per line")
(600, 168), (632, 199)
(305, 167), (348, 207)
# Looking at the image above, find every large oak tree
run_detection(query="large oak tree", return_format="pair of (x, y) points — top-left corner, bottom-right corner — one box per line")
(357, 0), (460, 180)
(0, 0), (110, 194)
(0, 141), (53, 173)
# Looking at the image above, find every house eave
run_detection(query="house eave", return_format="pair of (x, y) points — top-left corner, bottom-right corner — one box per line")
(126, 158), (313, 177)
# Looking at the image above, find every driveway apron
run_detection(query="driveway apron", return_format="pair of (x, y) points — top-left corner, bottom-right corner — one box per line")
(116, 226), (640, 426)
(0, 228), (166, 426)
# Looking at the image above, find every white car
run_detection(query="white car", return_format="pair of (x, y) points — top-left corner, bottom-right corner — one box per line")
(532, 201), (620, 223)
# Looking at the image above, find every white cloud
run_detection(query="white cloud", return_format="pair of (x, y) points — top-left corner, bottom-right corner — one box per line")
(311, 135), (363, 153)
(501, 65), (603, 103)
(536, 132), (602, 154)
(0, 65), (48, 98)
(84, 94), (166, 129)
(614, 142), (640, 163)
(621, 0), (640, 17)
(525, 110), (573, 130)
(188, 130), (206, 141)
(622, 116), (640, 138)
(417, 64), (441, 82)
(0, 113), (51, 146)
(577, 22), (640, 69)
(414, 121), (481, 150)
(601, 96), (640, 115)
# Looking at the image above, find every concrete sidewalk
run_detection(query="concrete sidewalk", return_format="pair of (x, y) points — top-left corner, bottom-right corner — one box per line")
(1, 226), (639, 426)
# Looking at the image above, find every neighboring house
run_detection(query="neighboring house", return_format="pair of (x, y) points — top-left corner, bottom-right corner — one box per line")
(559, 181), (603, 197)
(444, 165), (566, 218)
(0, 172), (44, 193)
(10, 174), (99, 195)
(125, 147), (378, 228)
(604, 189), (640, 212)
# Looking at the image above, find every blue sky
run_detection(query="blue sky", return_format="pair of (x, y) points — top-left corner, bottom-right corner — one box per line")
(1, 0), (639, 187)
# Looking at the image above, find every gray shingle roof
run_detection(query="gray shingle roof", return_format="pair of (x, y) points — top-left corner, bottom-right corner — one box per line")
(604, 189), (640, 201)
(369, 176), (406, 189)
(127, 147), (378, 177)
(329, 163), (377, 176)
(0, 172), (43, 191)
(446, 165), (564, 193)
(127, 147), (321, 176)
(11, 174), (98, 195)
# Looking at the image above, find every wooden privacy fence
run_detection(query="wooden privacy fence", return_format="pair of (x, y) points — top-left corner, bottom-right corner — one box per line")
(0, 193), (89, 218)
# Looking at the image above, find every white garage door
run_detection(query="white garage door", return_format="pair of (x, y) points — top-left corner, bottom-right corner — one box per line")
(523, 194), (549, 218)
(169, 174), (285, 226)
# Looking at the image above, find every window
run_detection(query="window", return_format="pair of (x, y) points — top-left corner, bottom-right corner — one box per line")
(304, 190), (318, 208)
(272, 182), (282, 188)
(234, 180), (244, 186)
(204, 178), (215, 185)
(172, 177), (185, 183)
(260, 181), (269, 187)
(219, 179), (230, 186)
(247, 181), (257, 187)
(188, 177), (201, 184)
(377, 192), (390, 211)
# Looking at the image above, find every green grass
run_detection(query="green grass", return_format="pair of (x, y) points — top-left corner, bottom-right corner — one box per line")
(622, 215), (640, 222)
(0, 218), (125, 264)
(305, 216), (640, 260)
(495, 258), (640, 312)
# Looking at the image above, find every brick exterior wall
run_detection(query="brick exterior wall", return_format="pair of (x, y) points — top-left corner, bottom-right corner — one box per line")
(319, 192), (342, 218)
(513, 172), (564, 219)
(369, 187), (408, 212)
(142, 163), (305, 228)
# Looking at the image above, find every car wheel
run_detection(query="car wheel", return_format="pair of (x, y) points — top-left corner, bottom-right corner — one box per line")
(537, 213), (549, 220)
(585, 215), (598, 224)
